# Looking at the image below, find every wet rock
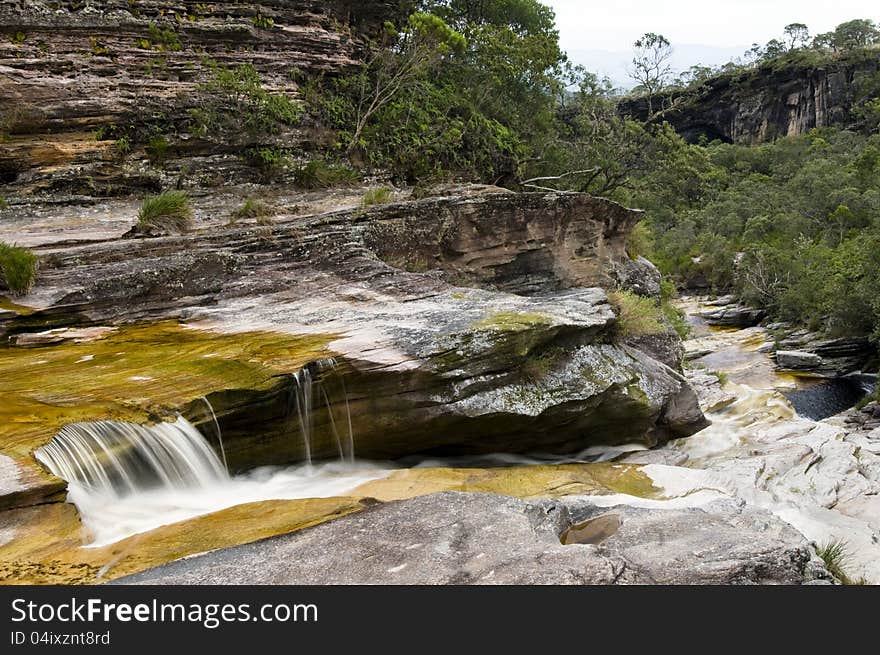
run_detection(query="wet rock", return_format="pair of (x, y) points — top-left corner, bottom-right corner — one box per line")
(771, 330), (876, 377)
(114, 491), (823, 585)
(11, 326), (116, 347)
(685, 369), (737, 412)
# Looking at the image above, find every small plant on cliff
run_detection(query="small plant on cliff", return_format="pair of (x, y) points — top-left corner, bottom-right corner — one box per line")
(0, 196), (8, 210)
(252, 14), (275, 30)
(137, 24), (182, 52)
(146, 135), (169, 161)
(816, 539), (866, 585)
(293, 159), (360, 189)
(361, 187), (393, 207)
(136, 191), (193, 234)
(232, 198), (276, 224)
(114, 135), (131, 155)
(0, 242), (39, 296)
(608, 290), (665, 339)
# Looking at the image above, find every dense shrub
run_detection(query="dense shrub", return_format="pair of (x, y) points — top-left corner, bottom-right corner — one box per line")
(0, 241), (38, 296)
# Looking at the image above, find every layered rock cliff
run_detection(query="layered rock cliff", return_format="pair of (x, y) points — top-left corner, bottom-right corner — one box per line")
(620, 49), (880, 144)
(0, 189), (706, 477)
(0, 0), (399, 194)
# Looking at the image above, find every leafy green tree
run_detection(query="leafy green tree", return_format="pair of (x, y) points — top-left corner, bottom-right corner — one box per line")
(783, 23), (810, 50)
(346, 13), (465, 155)
(813, 19), (880, 52)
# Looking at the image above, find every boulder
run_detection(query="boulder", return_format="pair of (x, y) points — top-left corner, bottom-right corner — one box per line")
(776, 350), (824, 370)
(611, 255), (662, 298)
(697, 305), (766, 328)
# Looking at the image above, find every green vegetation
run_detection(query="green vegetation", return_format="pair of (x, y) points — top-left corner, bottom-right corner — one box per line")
(189, 62), (302, 139)
(520, 348), (563, 382)
(232, 198), (276, 224)
(304, 3), (564, 183)
(252, 14), (274, 30)
(114, 135), (131, 155)
(608, 291), (666, 338)
(0, 242), (39, 296)
(634, 128), (880, 342)
(137, 24), (182, 52)
(136, 191), (193, 234)
(361, 187), (393, 207)
(0, 196), (7, 210)
(293, 159), (360, 189)
(89, 37), (111, 57)
(816, 539), (867, 585)
(245, 147), (290, 180)
(146, 135), (169, 160)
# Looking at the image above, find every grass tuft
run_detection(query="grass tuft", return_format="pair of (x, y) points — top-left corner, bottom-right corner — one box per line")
(608, 290), (665, 338)
(136, 190), (193, 234)
(231, 198), (276, 224)
(293, 160), (360, 189)
(0, 241), (39, 296)
(816, 539), (866, 585)
(361, 187), (393, 207)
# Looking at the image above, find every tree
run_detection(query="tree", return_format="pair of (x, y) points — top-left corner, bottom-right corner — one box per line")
(346, 13), (465, 154)
(814, 19), (880, 52)
(783, 23), (810, 50)
(628, 33), (673, 115)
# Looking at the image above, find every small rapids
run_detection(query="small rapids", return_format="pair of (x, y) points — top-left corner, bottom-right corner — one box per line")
(33, 359), (384, 547)
(34, 415), (388, 548)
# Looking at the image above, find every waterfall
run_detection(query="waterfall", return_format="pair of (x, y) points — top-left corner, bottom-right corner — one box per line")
(287, 358), (355, 467)
(200, 396), (228, 473)
(34, 416), (228, 498)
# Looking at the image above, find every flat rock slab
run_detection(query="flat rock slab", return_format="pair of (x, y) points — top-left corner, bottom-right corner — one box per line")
(116, 491), (822, 585)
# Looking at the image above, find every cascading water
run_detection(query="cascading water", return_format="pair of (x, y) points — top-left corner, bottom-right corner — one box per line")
(34, 417), (228, 496)
(32, 361), (382, 549)
(287, 358), (355, 466)
(200, 396), (228, 473)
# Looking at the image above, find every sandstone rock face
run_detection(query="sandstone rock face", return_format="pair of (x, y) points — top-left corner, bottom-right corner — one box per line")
(0, 1), (398, 195)
(1, 190), (706, 469)
(620, 51), (880, 144)
(114, 491), (823, 585)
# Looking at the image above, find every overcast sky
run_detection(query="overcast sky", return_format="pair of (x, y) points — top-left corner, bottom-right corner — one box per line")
(543, 0), (880, 86)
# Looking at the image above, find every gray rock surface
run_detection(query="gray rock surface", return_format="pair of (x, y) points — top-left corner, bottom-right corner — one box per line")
(697, 305), (765, 328)
(776, 350), (824, 370)
(115, 491), (824, 585)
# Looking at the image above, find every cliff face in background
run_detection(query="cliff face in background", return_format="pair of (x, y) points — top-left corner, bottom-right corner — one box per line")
(620, 50), (880, 144)
(0, 0), (400, 195)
